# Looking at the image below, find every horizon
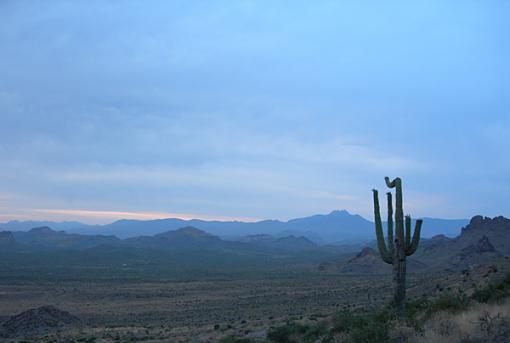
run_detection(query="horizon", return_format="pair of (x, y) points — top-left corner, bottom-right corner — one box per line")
(1, 1), (509, 224)
(0, 208), (477, 227)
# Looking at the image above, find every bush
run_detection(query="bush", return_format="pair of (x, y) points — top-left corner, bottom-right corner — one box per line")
(427, 291), (470, 315)
(472, 273), (510, 304)
(403, 297), (430, 328)
(331, 311), (390, 343)
(219, 336), (253, 343)
(267, 322), (327, 343)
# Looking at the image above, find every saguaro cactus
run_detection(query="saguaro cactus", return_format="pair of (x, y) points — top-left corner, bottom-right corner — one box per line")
(372, 177), (423, 314)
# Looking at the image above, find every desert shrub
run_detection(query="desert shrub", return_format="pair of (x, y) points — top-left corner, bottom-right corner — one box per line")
(426, 291), (470, 315)
(331, 311), (367, 333)
(267, 323), (302, 343)
(403, 297), (429, 326)
(331, 311), (390, 343)
(267, 322), (327, 343)
(302, 322), (328, 342)
(219, 336), (253, 343)
(478, 311), (510, 339)
(472, 272), (510, 304)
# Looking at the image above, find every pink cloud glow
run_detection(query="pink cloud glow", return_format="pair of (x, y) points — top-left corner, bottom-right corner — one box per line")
(31, 208), (260, 224)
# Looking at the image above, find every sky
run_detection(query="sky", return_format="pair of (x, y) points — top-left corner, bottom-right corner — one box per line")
(0, 1), (509, 224)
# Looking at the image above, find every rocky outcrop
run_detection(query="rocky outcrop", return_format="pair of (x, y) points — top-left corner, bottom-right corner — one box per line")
(416, 216), (510, 269)
(459, 216), (510, 254)
(452, 236), (501, 267)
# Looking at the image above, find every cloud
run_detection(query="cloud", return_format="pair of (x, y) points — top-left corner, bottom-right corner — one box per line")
(31, 208), (258, 223)
(0, 1), (508, 222)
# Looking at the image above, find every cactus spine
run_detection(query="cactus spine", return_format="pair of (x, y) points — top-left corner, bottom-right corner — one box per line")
(372, 177), (423, 314)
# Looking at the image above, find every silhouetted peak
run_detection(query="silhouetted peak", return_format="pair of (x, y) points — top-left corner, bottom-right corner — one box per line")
(469, 215), (487, 226)
(155, 226), (214, 239)
(29, 226), (56, 234)
(328, 210), (350, 217)
(175, 226), (210, 236)
(462, 215), (510, 234)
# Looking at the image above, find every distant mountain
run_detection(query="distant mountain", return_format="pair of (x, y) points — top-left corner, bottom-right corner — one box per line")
(124, 226), (226, 251)
(274, 230), (324, 245)
(0, 220), (91, 232)
(238, 234), (316, 252)
(0, 226), (320, 255)
(415, 217), (469, 237)
(0, 210), (470, 244)
(11, 226), (120, 250)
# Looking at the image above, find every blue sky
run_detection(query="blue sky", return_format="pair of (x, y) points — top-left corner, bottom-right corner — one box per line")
(0, 1), (508, 223)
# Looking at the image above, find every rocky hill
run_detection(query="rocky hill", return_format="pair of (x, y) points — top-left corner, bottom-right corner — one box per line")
(123, 226), (226, 251)
(416, 216), (510, 269)
(0, 305), (80, 338)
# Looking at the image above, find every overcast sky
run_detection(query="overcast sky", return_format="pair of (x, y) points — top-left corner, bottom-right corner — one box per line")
(0, 1), (508, 224)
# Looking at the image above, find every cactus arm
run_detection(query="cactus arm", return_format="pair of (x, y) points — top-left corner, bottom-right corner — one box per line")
(384, 176), (396, 188)
(386, 177), (405, 245)
(405, 215), (411, 248)
(373, 189), (392, 264)
(405, 219), (422, 256)
(386, 192), (394, 252)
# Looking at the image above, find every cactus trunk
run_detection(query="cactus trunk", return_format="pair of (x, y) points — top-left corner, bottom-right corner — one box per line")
(393, 238), (406, 313)
(372, 177), (423, 315)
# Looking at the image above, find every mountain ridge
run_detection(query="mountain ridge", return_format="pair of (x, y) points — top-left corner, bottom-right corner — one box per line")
(0, 210), (470, 244)
(0, 225), (324, 255)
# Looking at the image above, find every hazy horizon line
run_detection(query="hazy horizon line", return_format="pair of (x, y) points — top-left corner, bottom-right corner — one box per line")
(0, 207), (477, 227)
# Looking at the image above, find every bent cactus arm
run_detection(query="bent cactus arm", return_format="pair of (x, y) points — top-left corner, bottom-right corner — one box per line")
(373, 189), (392, 264)
(405, 219), (422, 256)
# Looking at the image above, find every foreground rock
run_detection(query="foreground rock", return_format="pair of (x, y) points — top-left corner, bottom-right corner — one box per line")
(0, 305), (80, 338)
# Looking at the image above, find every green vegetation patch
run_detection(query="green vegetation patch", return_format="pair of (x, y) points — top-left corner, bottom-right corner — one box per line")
(472, 272), (510, 304)
(267, 322), (328, 343)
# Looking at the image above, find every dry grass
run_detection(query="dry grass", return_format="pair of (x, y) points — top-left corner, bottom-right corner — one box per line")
(407, 300), (510, 343)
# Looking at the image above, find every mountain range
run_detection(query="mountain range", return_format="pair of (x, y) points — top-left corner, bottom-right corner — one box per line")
(1, 215), (508, 280)
(0, 210), (469, 244)
(0, 225), (320, 255)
